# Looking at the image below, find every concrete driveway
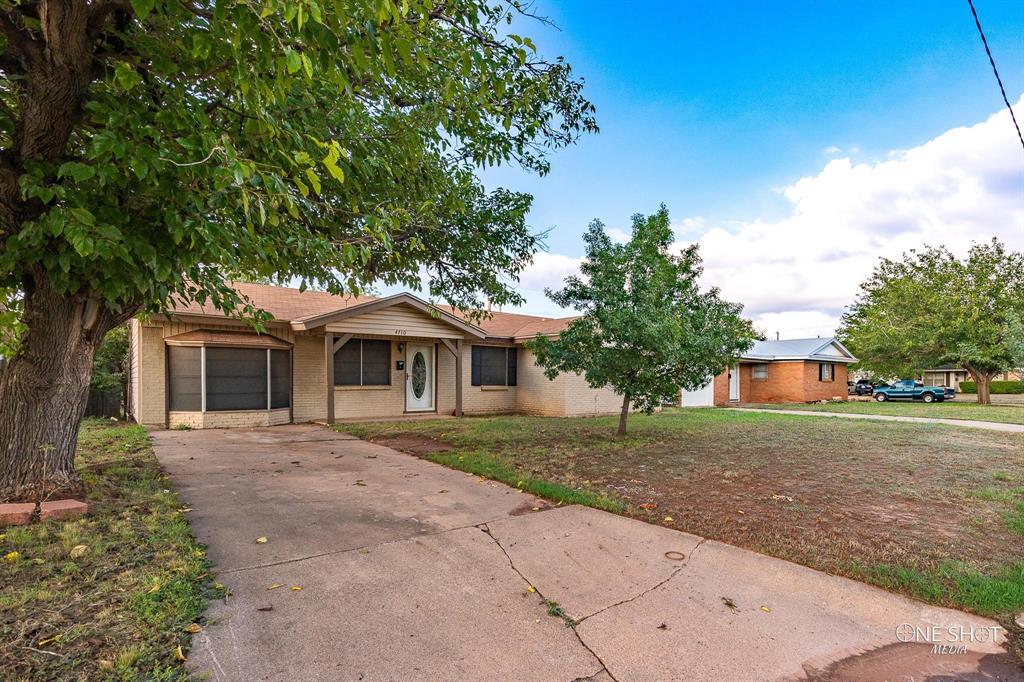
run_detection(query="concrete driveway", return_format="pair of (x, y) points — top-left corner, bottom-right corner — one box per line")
(153, 425), (1016, 681)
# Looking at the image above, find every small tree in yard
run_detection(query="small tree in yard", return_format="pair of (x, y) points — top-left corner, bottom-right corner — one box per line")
(528, 206), (755, 436)
(0, 0), (597, 501)
(839, 239), (1023, 404)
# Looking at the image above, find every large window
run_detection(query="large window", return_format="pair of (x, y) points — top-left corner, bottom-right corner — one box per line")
(752, 363), (768, 380)
(168, 345), (291, 412)
(818, 362), (835, 382)
(168, 347), (202, 411)
(471, 346), (517, 387)
(334, 339), (391, 386)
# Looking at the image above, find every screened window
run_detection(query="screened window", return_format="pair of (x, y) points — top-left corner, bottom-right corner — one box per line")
(168, 347), (202, 411)
(752, 363), (769, 380)
(471, 346), (517, 387)
(167, 344), (291, 412)
(270, 349), (291, 409)
(819, 362), (835, 382)
(334, 339), (391, 386)
(206, 347), (267, 411)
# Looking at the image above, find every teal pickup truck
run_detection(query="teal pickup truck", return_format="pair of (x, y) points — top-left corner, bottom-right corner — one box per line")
(873, 380), (955, 403)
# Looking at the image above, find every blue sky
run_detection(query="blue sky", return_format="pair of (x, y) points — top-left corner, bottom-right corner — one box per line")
(488, 0), (1024, 249)
(464, 1), (1024, 334)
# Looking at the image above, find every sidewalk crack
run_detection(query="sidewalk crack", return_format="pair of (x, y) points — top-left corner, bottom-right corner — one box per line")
(477, 523), (620, 682)
(576, 537), (708, 625)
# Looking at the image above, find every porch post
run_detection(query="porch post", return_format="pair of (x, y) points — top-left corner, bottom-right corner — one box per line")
(325, 333), (335, 423)
(454, 338), (463, 417)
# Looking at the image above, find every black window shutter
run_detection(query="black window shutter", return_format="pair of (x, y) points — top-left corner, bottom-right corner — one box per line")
(507, 348), (517, 386)
(471, 346), (482, 386)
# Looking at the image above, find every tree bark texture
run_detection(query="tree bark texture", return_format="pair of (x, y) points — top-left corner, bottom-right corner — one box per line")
(617, 393), (630, 436)
(965, 367), (995, 405)
(0, 272), (124, 502)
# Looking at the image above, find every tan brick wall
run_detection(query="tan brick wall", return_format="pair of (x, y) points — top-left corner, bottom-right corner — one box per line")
(136, 324), (168, 426)
(128, 319), (141, 421)
(515, 349), (565, 416)
(169, 408), (290, 429)
(741, 361), (848, 403)
(292, 334), (326, 422)
(562, 371), (625, 417)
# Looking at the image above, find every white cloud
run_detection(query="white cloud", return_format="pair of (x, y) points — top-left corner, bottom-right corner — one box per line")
(606, 227), (631, 243)
(517, 251), (583, 291)
(515, 97), (1024, 339)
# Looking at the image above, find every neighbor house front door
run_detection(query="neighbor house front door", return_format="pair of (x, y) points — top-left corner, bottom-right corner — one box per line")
(406, 344), (434, 412)
(729, 365), (740, 401)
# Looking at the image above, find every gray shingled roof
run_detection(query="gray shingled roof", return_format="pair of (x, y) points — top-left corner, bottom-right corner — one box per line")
(741, 337), (857, 363)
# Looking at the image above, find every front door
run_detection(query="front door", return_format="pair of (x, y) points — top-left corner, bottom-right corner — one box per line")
(406, 344), (434, 412)
(728, 365), (740, 401)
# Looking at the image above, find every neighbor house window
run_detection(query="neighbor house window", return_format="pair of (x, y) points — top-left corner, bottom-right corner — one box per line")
(168, 346), (291, 412)
(752, 363), (769, 380)
(818, 362), (835, 382)
(471, 346), (517, 387)
(334, 339), (391, 386)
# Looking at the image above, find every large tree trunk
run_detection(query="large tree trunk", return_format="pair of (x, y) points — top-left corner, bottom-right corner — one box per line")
(616, 393), (630, 437)
(965, 367), (995, 405)
(0, 273), (122, 502)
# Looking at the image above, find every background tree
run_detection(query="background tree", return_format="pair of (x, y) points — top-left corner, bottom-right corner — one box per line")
(528, 206), (755, 436)
(0, 0), (597, 501)
(1004, 310), (1024, 375)
(839, 239), (1023, 404)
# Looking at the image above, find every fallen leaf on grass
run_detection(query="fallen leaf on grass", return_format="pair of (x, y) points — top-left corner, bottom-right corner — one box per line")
(639, 503), (657, 510)
(98, 660), (114, 670)
(4, 551), (19, 562)
(178, 507), (193, 513)
(663, 516), (674, 523)
(69, 545), (88, 559)
(255, 536), (268, 544)
(175, 645), (186, 661)
(148, 581), (161, 593)
(184, 623), (202, 633)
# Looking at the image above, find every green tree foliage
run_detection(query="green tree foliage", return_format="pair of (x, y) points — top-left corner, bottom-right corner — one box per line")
(1005, 310), (1024, 374)
(528, 206), (755, 435)
(839, 239), (1024, 404)
(0, 0), (597, 500)
(91, 324), (128, 392)
(0, 0), (596, 324)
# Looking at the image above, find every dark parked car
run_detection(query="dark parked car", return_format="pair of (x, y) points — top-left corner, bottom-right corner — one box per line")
(873, 379), (955, 403)
(848, 379), (875, 396)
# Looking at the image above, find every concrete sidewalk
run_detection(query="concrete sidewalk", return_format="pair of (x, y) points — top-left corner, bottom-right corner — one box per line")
(153, 425), (1017, 681)
(729, 407), (1024, 433)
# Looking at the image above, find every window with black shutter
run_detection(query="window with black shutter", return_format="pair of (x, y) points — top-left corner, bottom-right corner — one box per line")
(334, 339), (391, 386)
(471, 346), (517, 386)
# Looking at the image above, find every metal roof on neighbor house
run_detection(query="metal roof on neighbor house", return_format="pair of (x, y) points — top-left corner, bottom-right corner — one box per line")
(741, 337), (858, 363)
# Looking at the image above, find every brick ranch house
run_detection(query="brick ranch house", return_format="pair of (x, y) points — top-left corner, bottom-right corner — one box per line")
(127, 282), (630, 429)
(681, 337), (858, 407)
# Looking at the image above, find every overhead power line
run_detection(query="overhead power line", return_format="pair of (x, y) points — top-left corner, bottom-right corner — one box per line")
(967, 0), (1024, 151)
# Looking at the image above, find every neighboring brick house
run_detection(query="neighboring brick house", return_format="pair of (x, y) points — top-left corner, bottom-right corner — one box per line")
(681, 337), (858, 406)
(127, 282), (628, 429)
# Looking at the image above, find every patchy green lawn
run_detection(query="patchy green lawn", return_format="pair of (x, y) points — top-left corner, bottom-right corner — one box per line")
(0, 419), (221, 681)
(338, 409), (1024, 626)
(743, 399), (1024, 425)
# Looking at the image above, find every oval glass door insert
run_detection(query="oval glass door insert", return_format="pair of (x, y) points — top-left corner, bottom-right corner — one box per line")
(411, 352), (426, 399)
